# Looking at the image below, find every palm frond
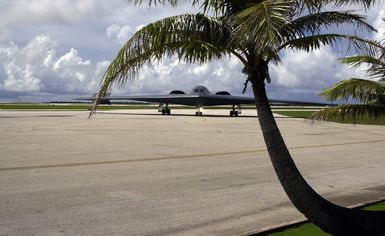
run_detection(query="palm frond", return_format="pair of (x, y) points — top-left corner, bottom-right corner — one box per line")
(89, 13), (232, 114)
(288, 11), (375, 38)
(291, 0), (376, 14)
(310, 104), (385, 123)
(279, 34), (378, 55)
(341, 55), (385, 67)
(128, 0), (178, 6)
(341, 54), (385, 79)
(126, 0), (240, 15)
(233, 0), (293, 51)
(320, 78), (385, 103)
(330, 0), (376, 8)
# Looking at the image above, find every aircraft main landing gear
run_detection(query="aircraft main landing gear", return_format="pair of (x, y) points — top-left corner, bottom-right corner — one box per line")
(161, 108), (171, 115)
(230, 105), (241, 117)
(159, 103), (171, 115)
(230, 110), (238, 117)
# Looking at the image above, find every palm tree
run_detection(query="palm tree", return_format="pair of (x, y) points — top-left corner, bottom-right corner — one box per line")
(311, 43), (385, 122)
(90, 1), (385, 234)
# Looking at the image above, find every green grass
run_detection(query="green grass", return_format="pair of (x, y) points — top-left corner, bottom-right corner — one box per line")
(273, 110), (385, 125)
(268, 201), (385, 236)
(363, 201), (385, 211)
(268, 223), (330, 236)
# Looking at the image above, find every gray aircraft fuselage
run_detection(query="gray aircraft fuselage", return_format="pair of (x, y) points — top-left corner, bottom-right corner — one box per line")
(78, 85), (328, 116)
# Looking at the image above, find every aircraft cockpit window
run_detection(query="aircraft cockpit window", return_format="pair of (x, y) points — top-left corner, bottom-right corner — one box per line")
(191, 86), (209, 94)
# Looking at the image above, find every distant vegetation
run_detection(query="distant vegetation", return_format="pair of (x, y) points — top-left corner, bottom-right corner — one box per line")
(274, 110), (385, 125)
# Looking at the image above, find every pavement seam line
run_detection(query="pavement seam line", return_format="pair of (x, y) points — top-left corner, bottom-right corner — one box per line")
(1, 139), (385, 172)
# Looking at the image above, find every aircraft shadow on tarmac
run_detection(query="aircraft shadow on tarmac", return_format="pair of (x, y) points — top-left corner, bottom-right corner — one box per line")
(96, 111), (296, 119)
(96, 111), (258, 118)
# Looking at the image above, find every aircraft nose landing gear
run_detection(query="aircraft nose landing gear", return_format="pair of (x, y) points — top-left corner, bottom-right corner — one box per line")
(230, 110), (238, 117)
(195, 107), (203, 116)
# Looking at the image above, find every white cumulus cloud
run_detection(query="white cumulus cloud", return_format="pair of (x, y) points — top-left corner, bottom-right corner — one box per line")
(269, 46), (365, 100)
(0, 34), (109, 100)
(105, 24), (148, 45)
(105, 24), (134, 45)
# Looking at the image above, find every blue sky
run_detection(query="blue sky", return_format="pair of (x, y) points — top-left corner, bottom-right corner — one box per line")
(0, 0), (384, 103)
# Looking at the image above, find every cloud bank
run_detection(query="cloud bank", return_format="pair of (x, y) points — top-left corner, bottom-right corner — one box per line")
(0, 1), (383, 102)
(0, 35), (108, 101)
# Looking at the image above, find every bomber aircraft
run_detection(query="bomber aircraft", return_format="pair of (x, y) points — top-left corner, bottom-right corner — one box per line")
(78, 85), (327, 116)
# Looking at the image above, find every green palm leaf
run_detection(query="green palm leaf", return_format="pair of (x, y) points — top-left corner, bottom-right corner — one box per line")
(320, 78), (385, 104)
(312, 79), (385, 122)
(279, 34), (378, 55)
(341, 55), (385, 67)
(288, 11), (375, 37)
(341, 55), (385, 79)
(233, 0), (292, 49)
(266, 0), (376, 15)
(127, 0), (249, 15)
(128, 0), (178, 6)
(330, 0), (375, 7)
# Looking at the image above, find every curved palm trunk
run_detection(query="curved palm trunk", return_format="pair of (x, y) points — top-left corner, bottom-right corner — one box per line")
(250, 73), (385, 235)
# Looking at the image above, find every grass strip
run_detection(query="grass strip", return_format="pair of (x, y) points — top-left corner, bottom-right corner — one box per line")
(267, 201), (385, 236)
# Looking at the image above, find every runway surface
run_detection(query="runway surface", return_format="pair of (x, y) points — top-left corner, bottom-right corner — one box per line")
(1, 109), (385, 235)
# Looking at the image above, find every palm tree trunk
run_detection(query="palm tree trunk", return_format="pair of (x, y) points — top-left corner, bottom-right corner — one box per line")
(249, 72), (385, 235)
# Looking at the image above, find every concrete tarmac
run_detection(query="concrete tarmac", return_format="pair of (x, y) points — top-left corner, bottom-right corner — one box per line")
(1, 109), (385, 235)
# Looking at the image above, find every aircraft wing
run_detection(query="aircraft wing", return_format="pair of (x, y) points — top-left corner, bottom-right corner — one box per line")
(107, 94), (201, 106)
(267, 98), (329, 106)
(77, 94), (328, 106)
(112, 94), (257, 106)
(76, 94), (253, 106)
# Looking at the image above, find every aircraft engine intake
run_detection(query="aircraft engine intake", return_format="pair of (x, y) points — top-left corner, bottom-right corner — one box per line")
(169, 90), (185, 94)
(215, 91), (231, 95)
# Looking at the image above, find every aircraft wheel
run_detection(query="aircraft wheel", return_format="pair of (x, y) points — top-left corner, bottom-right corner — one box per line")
(230, 110), (234, 117)
(234, 111), (239, 117)
(166, 109), (171, 115)
(195, 111), (199, 116)
(161, 109), (166, 115)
